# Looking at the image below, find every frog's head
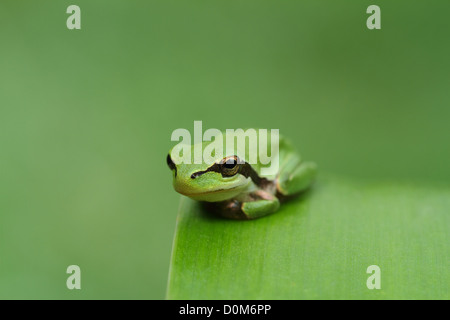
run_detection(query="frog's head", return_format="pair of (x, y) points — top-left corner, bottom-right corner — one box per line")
(166, 144), (251, 202)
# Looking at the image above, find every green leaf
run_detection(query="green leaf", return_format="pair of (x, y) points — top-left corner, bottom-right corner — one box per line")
(166, 175), (450, 299)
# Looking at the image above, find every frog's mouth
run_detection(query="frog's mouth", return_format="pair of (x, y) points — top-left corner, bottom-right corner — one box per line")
(179, 186), (237, 197)
(175, 185), (243, 202)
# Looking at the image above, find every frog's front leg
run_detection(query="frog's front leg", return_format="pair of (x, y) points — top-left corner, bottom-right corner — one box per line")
(241, 190), (280, 220)
(204, 190), (280, 220)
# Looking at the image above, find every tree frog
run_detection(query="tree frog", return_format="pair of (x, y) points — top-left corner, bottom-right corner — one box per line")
(167, 131), (317, 220)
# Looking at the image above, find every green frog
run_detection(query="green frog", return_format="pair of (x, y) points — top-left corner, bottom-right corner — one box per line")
(167, 131), (317, 219)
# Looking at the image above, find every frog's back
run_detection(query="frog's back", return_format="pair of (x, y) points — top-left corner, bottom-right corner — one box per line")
(228, 130), (300, 180)
(256, 132), (301, 180)
(199, 129), (301, 180)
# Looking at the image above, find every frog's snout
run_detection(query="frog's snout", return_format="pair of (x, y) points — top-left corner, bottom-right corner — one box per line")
(172, 175), (191, 196)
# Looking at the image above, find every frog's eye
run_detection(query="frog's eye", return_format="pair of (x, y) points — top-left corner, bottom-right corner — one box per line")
(220, 156), (240, 177)
(167, 154), (176, 171)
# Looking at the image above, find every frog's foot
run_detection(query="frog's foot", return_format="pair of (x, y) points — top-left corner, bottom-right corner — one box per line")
(204, 190), (280, 220)
(276, 161), (317, 197)
(241, 191), (280, 219)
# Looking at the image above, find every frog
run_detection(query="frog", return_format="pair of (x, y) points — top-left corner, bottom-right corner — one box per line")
(166, 131), (317, 220)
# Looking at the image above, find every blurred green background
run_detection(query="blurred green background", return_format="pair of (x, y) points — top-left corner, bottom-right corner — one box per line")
(0, 1), (449, 299)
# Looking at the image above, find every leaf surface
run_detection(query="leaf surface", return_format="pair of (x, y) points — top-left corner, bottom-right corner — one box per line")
(167, 175), (450, 299)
